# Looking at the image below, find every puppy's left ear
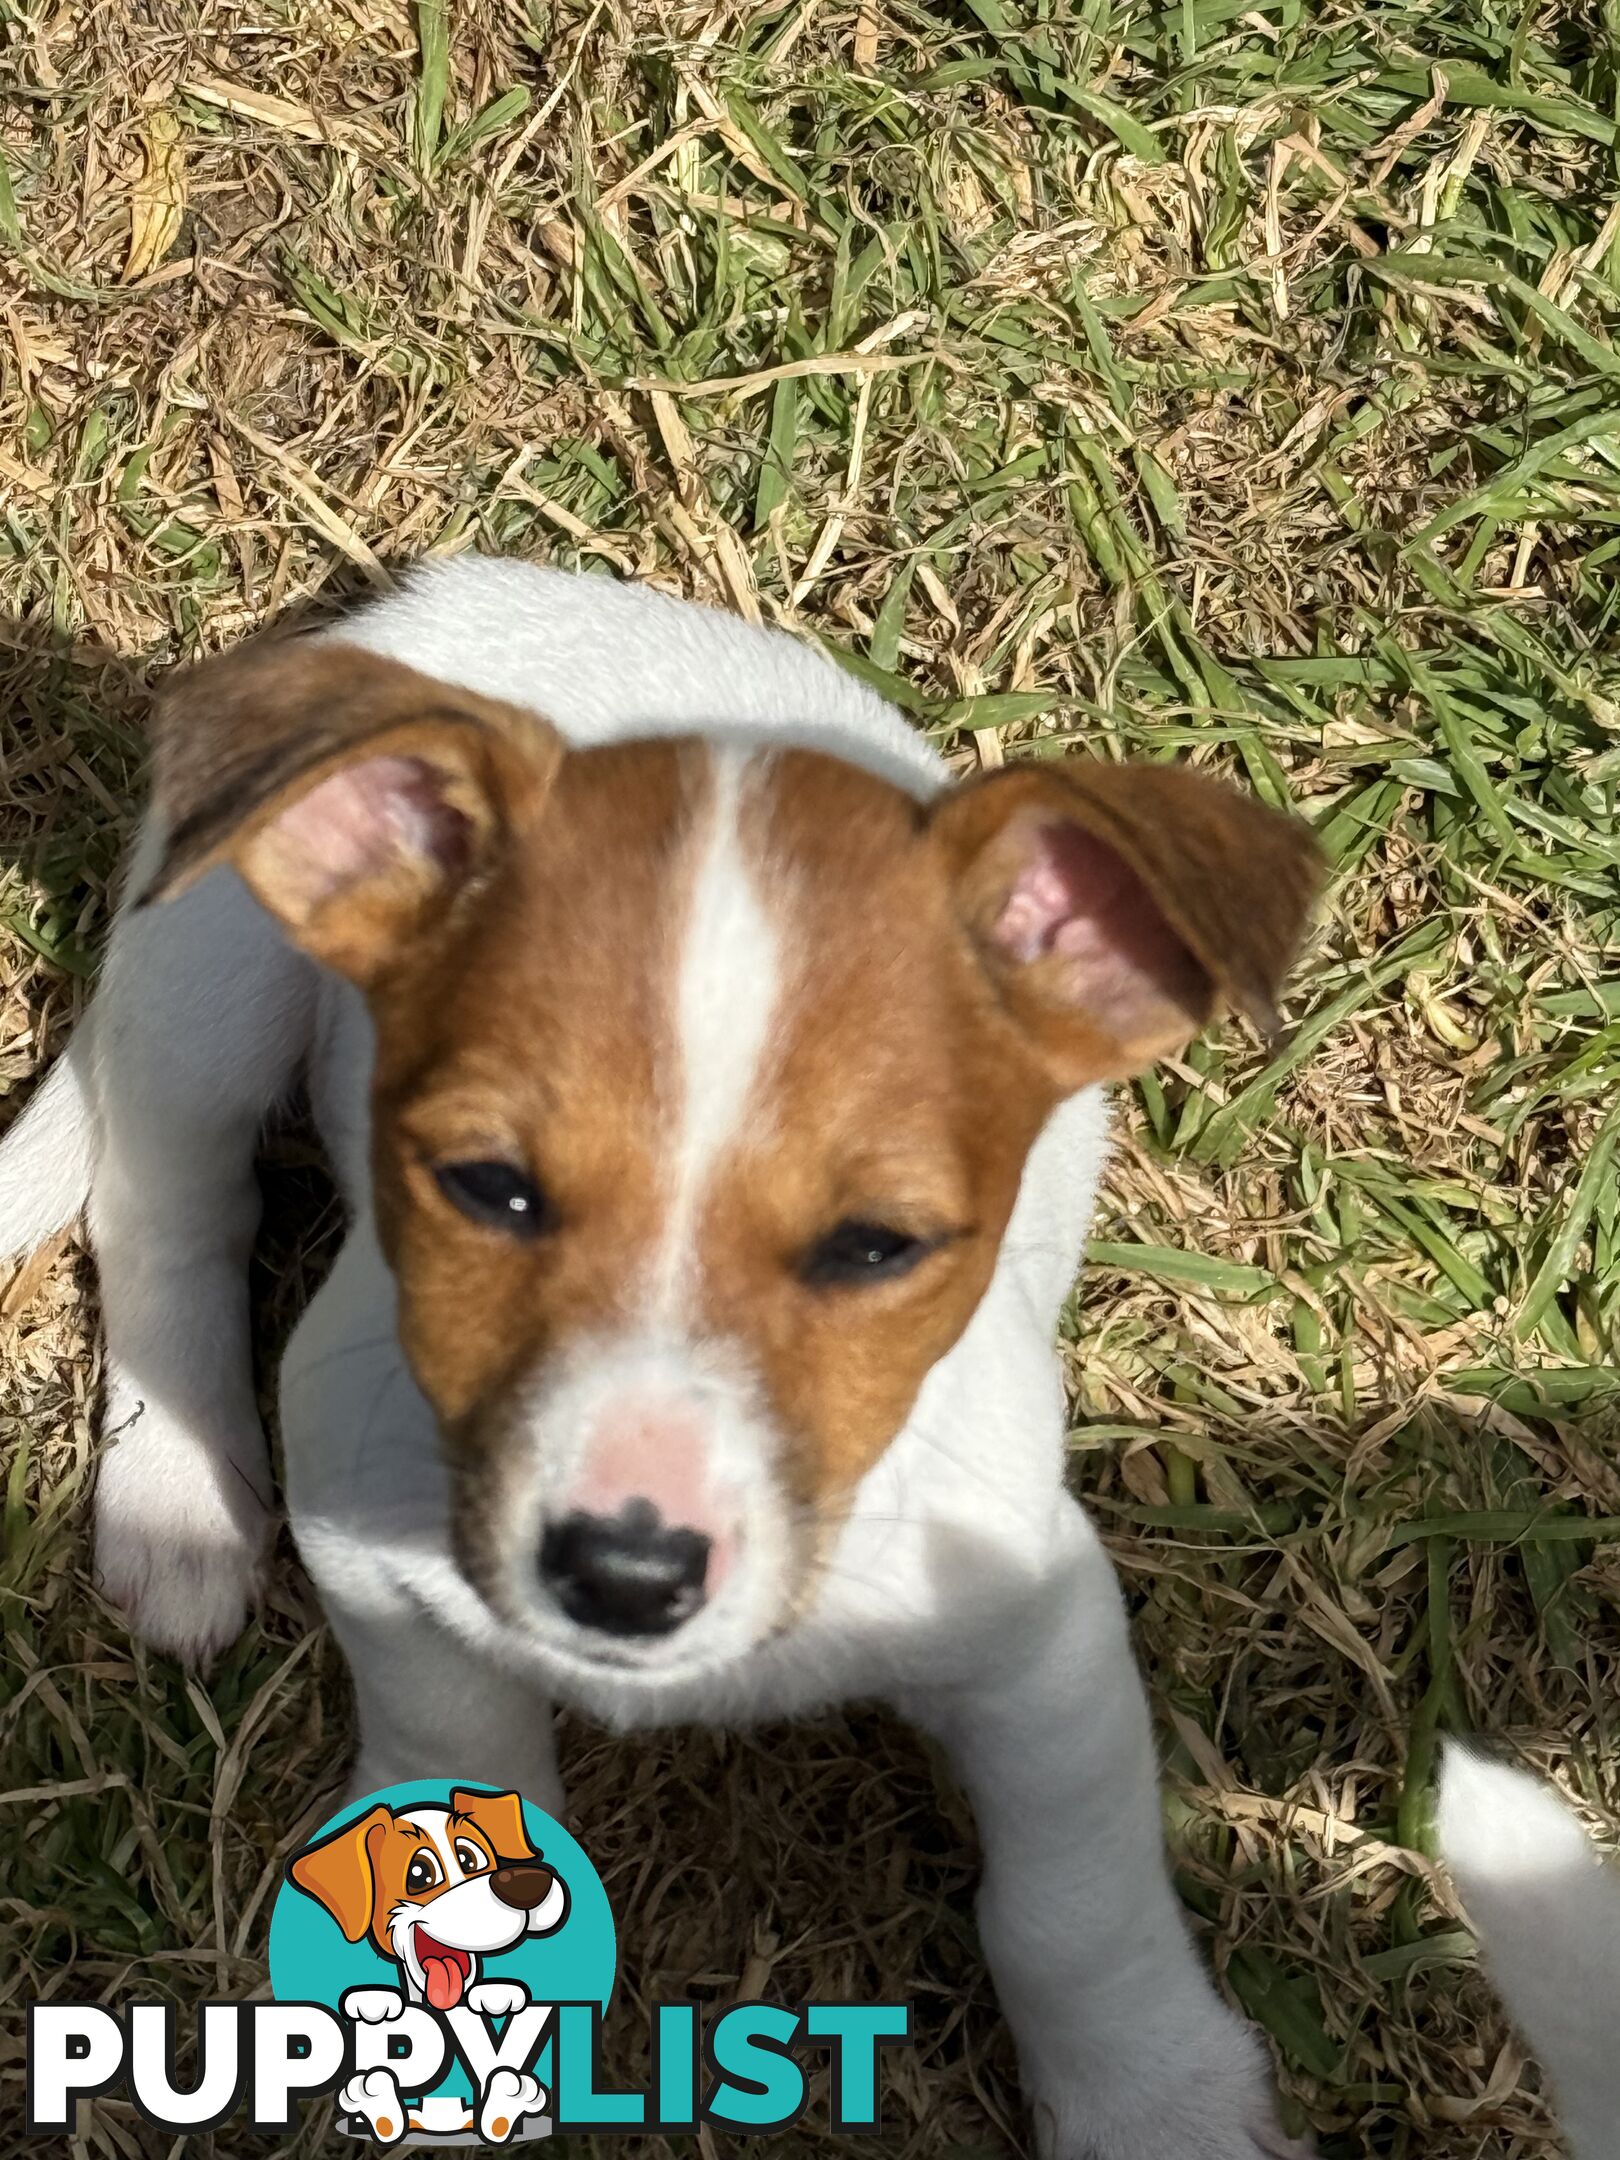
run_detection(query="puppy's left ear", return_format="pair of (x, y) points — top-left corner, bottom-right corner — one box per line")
(929, 758), (1322, 1090)
(288, 1804), (391, 1942)
(451, 1787), (538, 1864)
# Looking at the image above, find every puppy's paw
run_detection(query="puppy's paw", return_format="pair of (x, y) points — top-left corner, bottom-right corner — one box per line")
(341, 1987), (406, 2024)
(1036, 2092), (1310, 2160)
(479, 2068), (547, 2143)
(1030, 2009), (1310, 2160)
(338, 2068), (407, 2145)
(92, 1420), (273, 1664)
(467, 1979), (529, 2019)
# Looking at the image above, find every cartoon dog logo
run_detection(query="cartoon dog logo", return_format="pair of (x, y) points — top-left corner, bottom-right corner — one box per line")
(287, 1787), (569, 2144)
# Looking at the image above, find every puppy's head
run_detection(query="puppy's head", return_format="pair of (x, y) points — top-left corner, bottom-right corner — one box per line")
(151, 637), (1321, 1684)
(288, 1787), (557, 2006)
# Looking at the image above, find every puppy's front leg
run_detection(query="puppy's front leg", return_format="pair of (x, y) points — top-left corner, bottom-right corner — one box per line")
(910, 1502), (1306, 2160)
(89, 872), (315, 1664)
(332, 1604), (566, 1819)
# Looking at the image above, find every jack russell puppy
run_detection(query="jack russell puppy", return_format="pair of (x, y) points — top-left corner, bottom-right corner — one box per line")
(0, 559), (1323, 2158)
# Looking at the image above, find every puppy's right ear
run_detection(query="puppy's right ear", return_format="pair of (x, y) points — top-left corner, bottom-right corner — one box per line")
(142, 640), (563, 986)
(929, 757), (1322, 1090)
(288, 1803), (391, 1943)
(450, 1786), (538, 1864)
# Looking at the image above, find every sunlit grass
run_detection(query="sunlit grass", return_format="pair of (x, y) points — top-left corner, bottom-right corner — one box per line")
(2, 3), (1618, 2153)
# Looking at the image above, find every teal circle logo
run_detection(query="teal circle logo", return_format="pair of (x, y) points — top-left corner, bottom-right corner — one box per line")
(268, 1781), (614, 2145)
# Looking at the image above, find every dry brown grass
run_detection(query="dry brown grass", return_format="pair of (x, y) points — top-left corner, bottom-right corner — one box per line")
(4, 2), (1620, 2156)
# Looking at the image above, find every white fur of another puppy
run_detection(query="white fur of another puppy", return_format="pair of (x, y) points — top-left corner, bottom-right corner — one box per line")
(2, 560), (1303, 2159)
(1437, 1745), (1620, 2160)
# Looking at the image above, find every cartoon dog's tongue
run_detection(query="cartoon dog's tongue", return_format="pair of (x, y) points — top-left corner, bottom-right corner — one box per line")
(416, 1930), (470, 2010)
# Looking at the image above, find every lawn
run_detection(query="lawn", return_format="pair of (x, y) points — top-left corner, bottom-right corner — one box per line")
(2, 2), (1619, 2155)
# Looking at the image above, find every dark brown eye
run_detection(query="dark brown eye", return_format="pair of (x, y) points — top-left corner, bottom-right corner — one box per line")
(405, 1850), (442, 1895)
(433, 1159), (554, 1240)
(800, 1220), (930, 1289)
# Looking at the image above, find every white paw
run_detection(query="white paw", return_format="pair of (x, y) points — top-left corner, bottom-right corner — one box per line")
(1030, 2014), (1309, 2160)
(479, 2068), (547, 2143)
(339, 2068), (407, 2144)
(93, 1413), (273, 1663)
(341, 1986), (406, 2024)
(1037, 2096), (1309, 2160)
(467, 1979), (529, 2018)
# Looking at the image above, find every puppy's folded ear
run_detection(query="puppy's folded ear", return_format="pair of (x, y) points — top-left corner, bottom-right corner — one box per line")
(450, 1786), (538, 1864)
(288, 1803), (391, 1942)
(142, 640), (564, 986)
(929, 758), (1323, 1089)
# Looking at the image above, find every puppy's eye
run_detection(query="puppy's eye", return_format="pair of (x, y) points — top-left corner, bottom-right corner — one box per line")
(800, 1219), (930, 1289)
(454, 1840), (488, 1875)
(405, 1851), (442, 1895)
(433, 1159), (553, 1240)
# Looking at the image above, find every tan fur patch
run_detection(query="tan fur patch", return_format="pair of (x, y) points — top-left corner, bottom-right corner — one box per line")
(371, 740), (704, 1434)
(367, 742), (1053, 1562)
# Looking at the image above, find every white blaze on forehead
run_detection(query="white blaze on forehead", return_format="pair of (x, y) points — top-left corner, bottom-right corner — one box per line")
(398, 1806), (461, 1881)
(651, 747), (780, 1319)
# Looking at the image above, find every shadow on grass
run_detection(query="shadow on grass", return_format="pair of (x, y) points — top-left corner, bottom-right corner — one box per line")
(2, 1351), (1615, 2154)
(0, 573), (384, 1037)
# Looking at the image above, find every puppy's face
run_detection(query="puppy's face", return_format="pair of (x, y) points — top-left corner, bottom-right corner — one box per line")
(288, 1787), (563, 2009)
(153, 641), (1320, 1684)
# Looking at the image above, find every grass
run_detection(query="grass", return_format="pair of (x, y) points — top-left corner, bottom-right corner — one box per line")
(2, 0), (1619, 2153)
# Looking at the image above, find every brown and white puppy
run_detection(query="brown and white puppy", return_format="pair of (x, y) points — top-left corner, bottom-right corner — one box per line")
(0, 559), (1321, 2160)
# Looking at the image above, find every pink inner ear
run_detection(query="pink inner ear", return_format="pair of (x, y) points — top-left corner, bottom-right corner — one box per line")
(267, 754), (473, 910)
(992, 819), (1208, 1028)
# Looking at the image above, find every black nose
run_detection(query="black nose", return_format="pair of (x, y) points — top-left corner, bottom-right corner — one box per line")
(490, 1862), (556, 1911)
(538, 1500), (710, 1638)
